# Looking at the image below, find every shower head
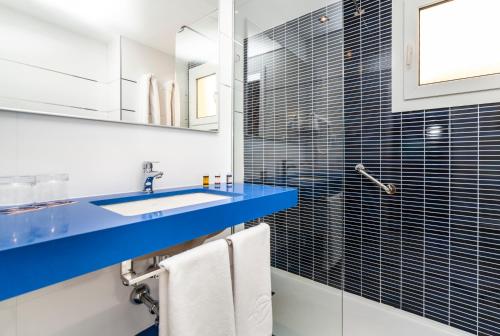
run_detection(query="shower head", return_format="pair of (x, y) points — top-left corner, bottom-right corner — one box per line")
(351, 0), (365, 17)
(177, 25), (215, 42)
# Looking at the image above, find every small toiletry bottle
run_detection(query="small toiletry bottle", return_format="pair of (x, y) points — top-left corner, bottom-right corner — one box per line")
(203, 175), (210, 187)
(215, 175), (221, 188)
(226, 173), (233, 187)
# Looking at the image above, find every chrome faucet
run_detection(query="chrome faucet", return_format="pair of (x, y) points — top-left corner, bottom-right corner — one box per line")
(143, 161), (163, 193)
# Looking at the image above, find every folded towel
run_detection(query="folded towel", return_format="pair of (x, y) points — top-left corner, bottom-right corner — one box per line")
(227, 224), (273, 336)
(158, 239), (236, 336)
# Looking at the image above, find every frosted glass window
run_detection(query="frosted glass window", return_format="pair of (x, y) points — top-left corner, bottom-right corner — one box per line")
(196, 74), (217, 118)
(419, 0), (500, 85)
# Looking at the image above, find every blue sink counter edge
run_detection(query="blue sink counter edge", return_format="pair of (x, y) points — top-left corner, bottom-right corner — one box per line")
(0, 183), (297, 301)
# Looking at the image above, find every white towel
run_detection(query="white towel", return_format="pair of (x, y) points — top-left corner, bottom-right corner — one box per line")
(158, 239), (236, 336)
(164, 80), (181, 127)
(149, 76), (161, 124)
(137, 73), (161, 125)
(227, 224), (273, 336)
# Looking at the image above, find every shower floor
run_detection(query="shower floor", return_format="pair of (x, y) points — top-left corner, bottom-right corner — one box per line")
(271, 268), (342, 336)
(271, 268), (473, 336)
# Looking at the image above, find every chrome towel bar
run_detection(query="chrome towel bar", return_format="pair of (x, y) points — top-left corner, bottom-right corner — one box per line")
(355, 164), (397, 195)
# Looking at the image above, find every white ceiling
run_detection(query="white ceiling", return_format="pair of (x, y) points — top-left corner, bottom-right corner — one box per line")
(0, 0), (219, 54)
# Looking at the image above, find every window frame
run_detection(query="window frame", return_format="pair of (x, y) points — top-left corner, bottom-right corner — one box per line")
(393, 0), (500, 112)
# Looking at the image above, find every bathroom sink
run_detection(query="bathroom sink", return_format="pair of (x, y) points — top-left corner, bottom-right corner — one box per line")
(1, 184), (297, 300)
(99, 192), (231, 216)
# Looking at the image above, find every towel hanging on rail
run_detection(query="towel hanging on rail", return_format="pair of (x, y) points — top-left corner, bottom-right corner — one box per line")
(227, 224), (273, 336)
(158, 239), (236, 336)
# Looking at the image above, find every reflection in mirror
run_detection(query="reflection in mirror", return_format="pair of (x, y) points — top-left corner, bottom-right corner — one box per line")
(0, 0), (121, 120)
(0, 0), (220, 132)
(175, 14), (219, 131)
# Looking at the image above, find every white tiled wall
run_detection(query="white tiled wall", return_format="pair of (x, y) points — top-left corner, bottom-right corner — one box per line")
(0, 0), (233, 334)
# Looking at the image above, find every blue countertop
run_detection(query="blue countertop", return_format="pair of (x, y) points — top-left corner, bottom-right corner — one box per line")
(0, 183), (297, 300)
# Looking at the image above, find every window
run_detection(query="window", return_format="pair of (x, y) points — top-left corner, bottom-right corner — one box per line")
(196, 74), (217, 118)
(394, 0), (500, 111)
(419, 0), (500, 85)
(188, 63), (218, 130)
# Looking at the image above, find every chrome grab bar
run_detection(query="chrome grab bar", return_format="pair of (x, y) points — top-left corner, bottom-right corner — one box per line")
(355, 164), (397, 195)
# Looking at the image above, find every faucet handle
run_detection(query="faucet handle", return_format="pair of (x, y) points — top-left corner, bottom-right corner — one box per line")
(143, 161), (159, 173)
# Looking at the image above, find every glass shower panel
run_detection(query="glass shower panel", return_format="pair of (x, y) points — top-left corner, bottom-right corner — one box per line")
(233, 0), (344, 335)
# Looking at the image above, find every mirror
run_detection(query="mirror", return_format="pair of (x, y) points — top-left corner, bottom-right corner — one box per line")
(0, 0), (220, 132)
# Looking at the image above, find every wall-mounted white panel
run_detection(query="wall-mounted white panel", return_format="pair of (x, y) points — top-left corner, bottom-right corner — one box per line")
(0, 97), (113, 121)
(121, 80), (139, 113)
(0, 59), (105, 111)
(0, 4), (108, 80)
(0, 3), (120, 119)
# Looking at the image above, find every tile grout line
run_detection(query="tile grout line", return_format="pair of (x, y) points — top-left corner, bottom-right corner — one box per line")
(379, 0), (383, 304)
(423, 108), (427, 318)
(325, 5), (331, 286)
(272, 27), (278, 269)
(284, 23), (289, 274)
(296, 17), (301, 277)
(400, 111), (403, 310)
(359, 0), (364, 299)
(311, 12), (315, 282)
(476, 105), (480, 336)
(448, 107), (451, 326)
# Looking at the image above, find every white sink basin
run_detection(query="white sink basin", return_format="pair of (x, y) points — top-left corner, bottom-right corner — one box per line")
(100, 192), (231, 216)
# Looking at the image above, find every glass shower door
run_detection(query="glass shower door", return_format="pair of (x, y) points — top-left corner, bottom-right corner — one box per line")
(233, 1), (344, 335)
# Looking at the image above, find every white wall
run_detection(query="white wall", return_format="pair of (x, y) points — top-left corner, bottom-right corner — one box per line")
(0, 0), (233, 334)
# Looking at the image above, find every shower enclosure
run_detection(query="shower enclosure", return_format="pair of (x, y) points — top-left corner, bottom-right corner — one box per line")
(233, 0), (496, 335)
(233, 0), (344, 334)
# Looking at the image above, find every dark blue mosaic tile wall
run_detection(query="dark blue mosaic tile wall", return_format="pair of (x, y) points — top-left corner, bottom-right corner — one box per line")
(343, 1), (500, 335)
(243, 2), (344, 288)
